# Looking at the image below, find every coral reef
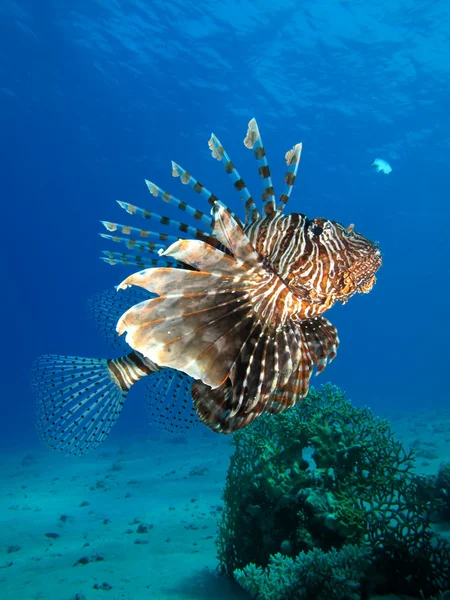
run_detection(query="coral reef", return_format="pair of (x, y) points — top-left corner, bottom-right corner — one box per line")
(234, 544), (371, 600)
(414, 461), (450, 523)
(435, 462), (450, 520)
(217, 384), (450, 598)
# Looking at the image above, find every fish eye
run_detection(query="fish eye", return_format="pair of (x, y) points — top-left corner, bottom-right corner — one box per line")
(311, 224), (323, 236)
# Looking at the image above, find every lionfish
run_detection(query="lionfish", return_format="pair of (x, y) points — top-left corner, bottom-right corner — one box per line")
(32, 118), (382, 455)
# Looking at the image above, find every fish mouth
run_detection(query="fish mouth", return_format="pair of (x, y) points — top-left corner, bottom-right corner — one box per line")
(342, 248), (382, 296)
(357, 250), (382, 293)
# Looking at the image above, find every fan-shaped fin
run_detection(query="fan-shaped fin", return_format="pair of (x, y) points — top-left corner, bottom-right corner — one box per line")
(31, 351), (202, 453)
(32, 355), (129, 455)
(162, 238), (249, 275)
(210, 201), (261, 266)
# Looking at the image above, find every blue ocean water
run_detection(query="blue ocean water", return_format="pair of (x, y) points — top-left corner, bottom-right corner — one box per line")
(1, 1), (449, 598)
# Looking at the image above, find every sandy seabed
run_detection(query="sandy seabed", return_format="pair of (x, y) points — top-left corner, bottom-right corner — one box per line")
(1, 407), (449, 600)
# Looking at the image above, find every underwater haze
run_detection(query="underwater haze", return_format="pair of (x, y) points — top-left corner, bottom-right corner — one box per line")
(1, 1), (450, 599)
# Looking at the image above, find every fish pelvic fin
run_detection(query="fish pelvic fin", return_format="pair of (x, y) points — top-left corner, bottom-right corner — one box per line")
(31, 352), (159, 455)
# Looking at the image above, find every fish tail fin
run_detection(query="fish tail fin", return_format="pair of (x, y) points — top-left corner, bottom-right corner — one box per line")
(31, 352), (159, 455)
(243, 118), (276, 217)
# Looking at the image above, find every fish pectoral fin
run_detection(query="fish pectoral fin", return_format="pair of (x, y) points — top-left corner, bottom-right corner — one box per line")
(117, 249), (305, 408)
(189, 316), (334, 434)
(189, 323), (311, 434)
(261, 316), (339, 416)
(116, 280), (259, 390)
(190, 313), (341, 435)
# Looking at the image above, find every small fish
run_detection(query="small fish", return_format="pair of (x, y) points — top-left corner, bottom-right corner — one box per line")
(33, 118), (382, 453)
(371, 158), (392, 174)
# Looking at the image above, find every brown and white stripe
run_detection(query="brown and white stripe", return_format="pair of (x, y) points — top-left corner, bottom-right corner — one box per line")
(107, 351), (160, 391)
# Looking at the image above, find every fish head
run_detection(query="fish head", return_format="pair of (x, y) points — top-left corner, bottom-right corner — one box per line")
(307, 218), (382, 304)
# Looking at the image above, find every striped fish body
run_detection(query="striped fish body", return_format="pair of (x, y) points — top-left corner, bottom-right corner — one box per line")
(108, 352), (159, 391)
